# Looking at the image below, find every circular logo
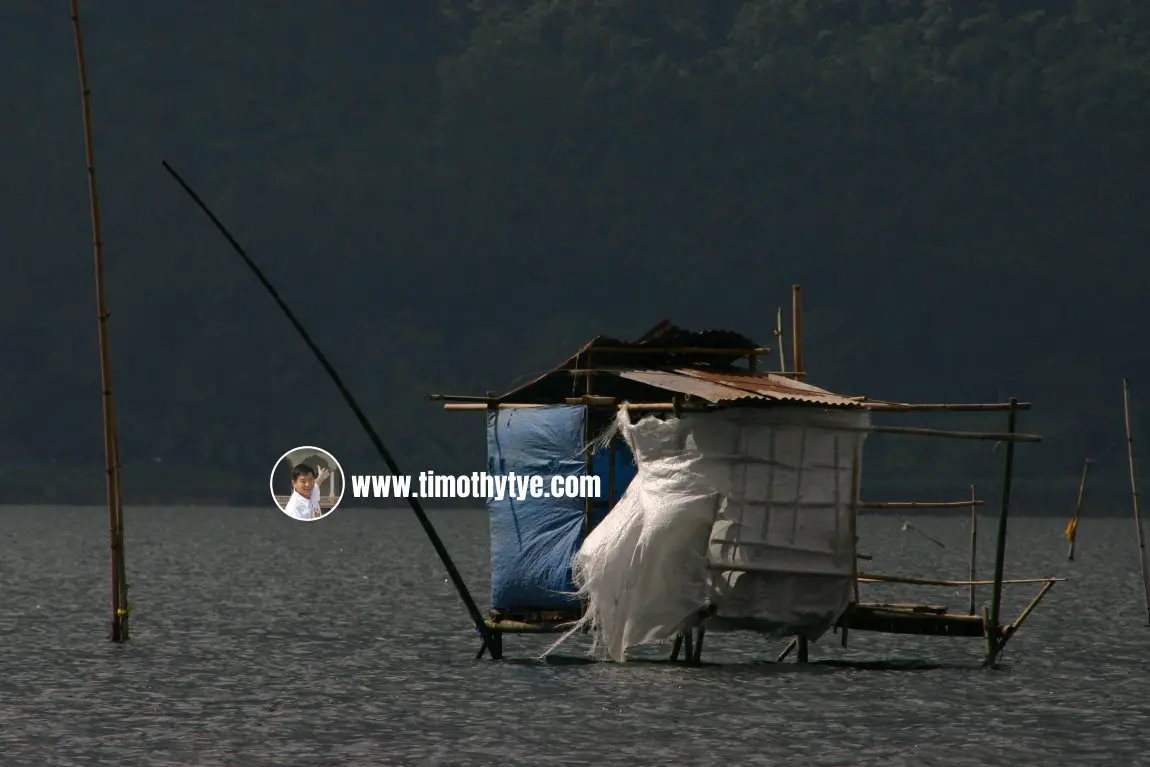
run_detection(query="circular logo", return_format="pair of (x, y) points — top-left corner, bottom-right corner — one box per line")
(271, 445), (346, 521)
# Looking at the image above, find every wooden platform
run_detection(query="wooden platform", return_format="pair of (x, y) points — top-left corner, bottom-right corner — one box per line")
(837, 602), (993, 638)
(484, 602), (996, 639)
(486, 609), (582, 634)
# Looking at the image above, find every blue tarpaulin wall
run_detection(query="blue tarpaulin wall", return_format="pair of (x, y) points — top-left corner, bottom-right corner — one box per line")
(486, 404), (637, 611)
(588, 434), (638, 530)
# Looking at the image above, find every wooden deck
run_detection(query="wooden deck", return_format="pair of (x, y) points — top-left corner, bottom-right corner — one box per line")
(484, 602), (993, 639)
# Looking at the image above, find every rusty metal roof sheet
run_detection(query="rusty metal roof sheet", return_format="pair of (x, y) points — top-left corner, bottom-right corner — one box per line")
(615, 369), (865, 408)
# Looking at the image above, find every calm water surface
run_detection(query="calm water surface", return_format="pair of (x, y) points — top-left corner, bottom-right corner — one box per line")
(1, 506), (1147, 766)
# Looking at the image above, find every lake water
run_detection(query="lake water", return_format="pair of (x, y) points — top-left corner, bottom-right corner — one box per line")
(2, 506), (1148, 766)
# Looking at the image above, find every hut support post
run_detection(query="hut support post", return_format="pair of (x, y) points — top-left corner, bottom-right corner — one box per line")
(70, 0), (129, 643)
(791, 285), (804, 375)
(775, 307), (787, 373)
(968, 484), (978, 615)
(1067, 458), (1090, 561)
(796, 636), (809, 663)
(987, 398), (1019, 666)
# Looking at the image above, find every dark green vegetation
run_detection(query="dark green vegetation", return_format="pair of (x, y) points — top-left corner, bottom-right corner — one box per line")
(4, 2), (1148, 508)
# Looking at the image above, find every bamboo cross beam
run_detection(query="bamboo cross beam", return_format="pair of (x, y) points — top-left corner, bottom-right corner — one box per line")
(860, 500), (984, 509)
(863, 401), (1033, 412)
(857, 572), (1064, 587)
(870, 424), (1041, 442)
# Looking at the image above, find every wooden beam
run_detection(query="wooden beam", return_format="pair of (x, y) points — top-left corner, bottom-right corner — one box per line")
(870, 424), (1041, 442)
(863, 401), (1033, 412)
(860, 500), (984, 509)
(858, 572), (1064, 587)
(586, 346), (770, 355)
(443, 403), (546, 411)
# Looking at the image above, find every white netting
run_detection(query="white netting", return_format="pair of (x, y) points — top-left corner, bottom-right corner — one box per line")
(542, 403), (869, 662)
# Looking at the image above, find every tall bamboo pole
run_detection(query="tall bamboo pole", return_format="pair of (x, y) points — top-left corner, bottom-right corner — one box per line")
(70, 0), (129, 642)
(968, 484), (977, 615)
(1122, 379), (1150, 624)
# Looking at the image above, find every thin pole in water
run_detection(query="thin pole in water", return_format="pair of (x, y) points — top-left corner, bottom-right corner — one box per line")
(159, 159), (498, 655)
(70, 0), (129, 642)
(1122, 378), (1150, 625)
(1066, 458), (1090, 561)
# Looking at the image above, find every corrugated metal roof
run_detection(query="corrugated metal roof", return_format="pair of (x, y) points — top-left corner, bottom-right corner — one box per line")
(615, 369), (865, 408)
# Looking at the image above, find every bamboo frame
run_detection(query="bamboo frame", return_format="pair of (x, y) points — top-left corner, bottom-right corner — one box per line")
(429, 285), (1060, 665)
(71, 0), (128, 643)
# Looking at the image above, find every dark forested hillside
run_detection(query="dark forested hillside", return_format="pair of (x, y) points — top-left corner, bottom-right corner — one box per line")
(2, 1), (1148, 508)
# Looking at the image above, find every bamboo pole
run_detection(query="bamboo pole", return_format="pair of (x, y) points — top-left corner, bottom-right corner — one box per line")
(161, 160), (499, 658)
(776, 307), (786, 373)
(863, 401), (1033, 412)
(791, 285), (804, 375)
(1122, 378), (1150, 624)
(70, 0), (128, 643)
(997, 580), (1057, 652)
(968, 484), (977, 615)
(1067, 458), (1091, 561)
(988, 398), (1019, 665)
(860, 500), (983, 509)
(858, 573), (1062, 587)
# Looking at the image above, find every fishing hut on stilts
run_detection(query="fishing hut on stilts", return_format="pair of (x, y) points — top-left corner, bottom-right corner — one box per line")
(429, 290), (1060, 666)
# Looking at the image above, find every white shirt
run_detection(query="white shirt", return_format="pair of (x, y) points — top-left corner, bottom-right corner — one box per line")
(283, 484), (322, 520)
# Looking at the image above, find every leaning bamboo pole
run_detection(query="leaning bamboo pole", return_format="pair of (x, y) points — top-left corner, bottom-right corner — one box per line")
(1066, 458), (1090, 561)
(70, 0), (129, 642)
(1122, 379), (1150, 624)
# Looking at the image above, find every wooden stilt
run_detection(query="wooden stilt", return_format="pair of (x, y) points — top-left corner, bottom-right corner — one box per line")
(70, 0), (129, 643)
(691, 625), (706, 663)
(776, 637), (797, 662)
(1122, 379), (1150, 624)
(981, 605), (996, 666)
(775, 307), (787, 373)
(683, 631), (694, 661)
(968, 484), (978, 615)
(668, 634), (683, 662)
(791, 285), (804, 375)
(1067, 458), (1090, 561)
(796, 636), (809, 663)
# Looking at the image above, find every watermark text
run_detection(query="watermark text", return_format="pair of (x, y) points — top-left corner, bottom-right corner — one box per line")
(349, 471), (601, 501)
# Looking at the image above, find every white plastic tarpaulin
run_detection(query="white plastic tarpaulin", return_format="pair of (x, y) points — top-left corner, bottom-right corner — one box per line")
(544, 404), (870, 662)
